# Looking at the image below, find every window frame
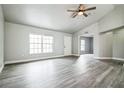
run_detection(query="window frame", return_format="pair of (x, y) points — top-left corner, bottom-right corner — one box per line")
(29, 33), (54, 55)
(42, 35), (54, 53)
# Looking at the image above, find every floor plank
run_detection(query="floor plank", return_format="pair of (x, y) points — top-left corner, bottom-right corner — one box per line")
(0, 55), (124, 88)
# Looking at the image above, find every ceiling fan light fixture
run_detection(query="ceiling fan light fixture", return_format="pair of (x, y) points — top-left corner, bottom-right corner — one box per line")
(78, 12), (83, 15)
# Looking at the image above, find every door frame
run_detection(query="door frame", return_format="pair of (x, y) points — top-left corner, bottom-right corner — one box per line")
(78, 35), (94, 56)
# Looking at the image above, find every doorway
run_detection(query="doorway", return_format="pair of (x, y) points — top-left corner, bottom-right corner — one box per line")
(80, 36), (93, 55)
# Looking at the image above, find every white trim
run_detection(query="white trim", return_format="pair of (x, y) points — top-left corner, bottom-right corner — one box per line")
(0, 63), (4, 73)
(71, 54), (80, 56)
(5, 54), (78, 65)
(112, 57), (124, 61)
(5, 55), (64, 65)
(95, 57), (124, 61)
(78, 34), (94, 56)
(94, 57), (112, 59)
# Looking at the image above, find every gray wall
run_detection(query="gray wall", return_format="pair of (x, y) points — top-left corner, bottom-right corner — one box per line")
(72, 5), (124, 58)
(72, 23), (100, 57)
(99, 32), (113, 57)
(99, 28), (124, 59)
(99, 5), (124, 32)
(90, 38), (93, 54)
(98, 5), (124, 58)
(4, 22), (72, 64)
(0, 5), (4, 71)
(80, 37), (93, 54)
(113, 28), (124, 59)
(4, 5), (124, 63)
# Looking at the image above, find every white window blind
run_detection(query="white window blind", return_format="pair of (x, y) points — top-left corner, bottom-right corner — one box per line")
(29, 34), (53, 54)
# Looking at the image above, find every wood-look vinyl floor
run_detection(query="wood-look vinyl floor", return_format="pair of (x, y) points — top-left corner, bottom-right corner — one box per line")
(0, 55), (124, 88)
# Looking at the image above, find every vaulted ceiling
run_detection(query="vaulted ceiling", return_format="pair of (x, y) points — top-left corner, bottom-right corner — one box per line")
(2, 4), (114, 33)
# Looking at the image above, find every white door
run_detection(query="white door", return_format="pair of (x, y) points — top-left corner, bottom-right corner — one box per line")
(64, 36), (72, 56)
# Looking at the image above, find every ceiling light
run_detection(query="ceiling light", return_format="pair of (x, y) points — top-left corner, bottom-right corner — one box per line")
(78, 12), (83, 15)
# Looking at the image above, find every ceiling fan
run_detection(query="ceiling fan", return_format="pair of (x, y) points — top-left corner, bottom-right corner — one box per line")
(67, 4), (96, 18)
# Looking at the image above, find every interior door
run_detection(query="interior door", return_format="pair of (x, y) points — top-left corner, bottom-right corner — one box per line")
(64, 36), (72, 56)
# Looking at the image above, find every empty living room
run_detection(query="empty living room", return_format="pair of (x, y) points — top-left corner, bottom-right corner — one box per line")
(0, 4), (124, 88)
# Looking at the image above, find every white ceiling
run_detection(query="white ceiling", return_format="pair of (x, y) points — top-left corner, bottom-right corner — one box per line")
(2, 4), (114, 33)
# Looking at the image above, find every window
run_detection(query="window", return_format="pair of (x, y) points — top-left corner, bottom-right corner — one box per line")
(29, 34), (53, 54)
(81, 40), (85, 51)
(30, 34), (42, 54)
(43, 36), (53, 53)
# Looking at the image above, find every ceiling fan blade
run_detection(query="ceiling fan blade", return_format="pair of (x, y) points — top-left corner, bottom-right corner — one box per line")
(67, 10), (78, 12)
(71, 12), (78, 18)
(79, 4), (85, 10)
(83, 7), (96, 11)
(83, 13), (88, 17)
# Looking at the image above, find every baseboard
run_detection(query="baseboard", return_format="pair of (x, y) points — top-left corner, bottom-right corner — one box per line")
(0, 63), (4, 73)
(4, 55), (124, 65)
(5, 54), (78, 65)
(5, 55), (65, 65)
(94, 57), (112, 60)
(71, 54), (80, 56)
(112, 57), (124, 61)
(95, 57), (124, 61)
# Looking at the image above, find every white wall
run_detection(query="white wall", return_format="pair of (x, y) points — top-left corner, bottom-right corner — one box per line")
(4, 5), (124, 63)
(99, 5), (124, 32)
(73, 5), (124, 59)
(98, 5), (124, 58)
(99, 32), (113, 58)
(99, 28), (124, 59)
(4, 22), (72, 64)
(72, 23), (100, 57)
(0, 5), (4, 72)
(113, 28), (124, 59)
